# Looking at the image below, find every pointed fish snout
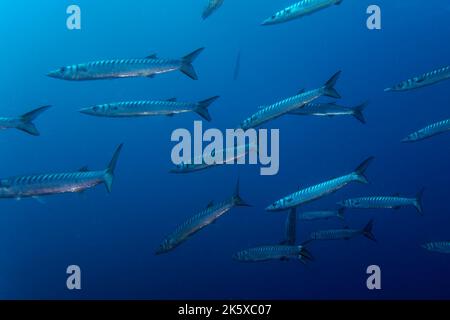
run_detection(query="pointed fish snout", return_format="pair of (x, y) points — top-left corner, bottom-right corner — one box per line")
(47, 70), (60, 78)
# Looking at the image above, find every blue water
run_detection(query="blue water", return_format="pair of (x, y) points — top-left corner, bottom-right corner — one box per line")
(1, 0), (450, 299)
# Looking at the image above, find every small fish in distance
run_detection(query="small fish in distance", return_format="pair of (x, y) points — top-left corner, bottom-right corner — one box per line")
(402, 118), (450, 143)
(262, 0), (344, 26)
(385, 66), (450, 92)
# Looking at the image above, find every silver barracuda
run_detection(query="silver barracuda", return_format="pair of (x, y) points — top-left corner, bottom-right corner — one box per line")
(156, 180), (250, 255)
(47, 48), (204, 81)
(338, 189), (425, 215)
(262, 0), (344, 26)
(233, 244), (313, 263)
(170, 143), (257, 174)
(402, 118), (450, 143)
(422, 242), (450, 254)
(298, 208), (345, 221)
(0, 144), (123, 199)
(289, 101), (368, 124)
(241, 71), (341, 130)
(0, 106), (51, 136)
(385, 66), (450, 92)
(310, 220), (376, 242)
(202, 0), (225, 20)
(266, 156), (374, 212)
(80, 96), (219, 122)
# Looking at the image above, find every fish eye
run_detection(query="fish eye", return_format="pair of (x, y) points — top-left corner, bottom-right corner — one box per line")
(93, 106), (99, 111)
(60, 67), (66, 73)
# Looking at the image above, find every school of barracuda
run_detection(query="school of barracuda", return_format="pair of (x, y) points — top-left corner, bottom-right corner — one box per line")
(4, 0), (450, 279)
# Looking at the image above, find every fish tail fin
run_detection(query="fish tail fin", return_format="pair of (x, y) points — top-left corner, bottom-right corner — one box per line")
(103, 144), (124, 193)
(352, 101), (369, 124)
(180, 48), (205, 80)
(354, 156), (374, 184)
(299, 245), (314, 262)
(233, 177), (251, 207)
(337, 207), (346, 220)
(195, 96), (220, 122)
(362, 219), (377, 242)
(414, 188), (425, 215)
(16, 105), (51, 136)
(323, 71), (342, 99)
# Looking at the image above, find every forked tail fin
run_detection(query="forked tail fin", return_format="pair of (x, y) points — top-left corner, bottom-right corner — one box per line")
(354, 156), (374, 184)
(180, 48), (205, 80)
(299, 245), (314, 262)
(352, 101), (369, 124)
(414, 188), (425, 215)
(195, 96), (220, 122)
(233, 178), (251, 207)
(362, 219), (376, 242)
(323, 71), (342, 99)
(16, 105), (51, 136)
(104, 144), (124, 193)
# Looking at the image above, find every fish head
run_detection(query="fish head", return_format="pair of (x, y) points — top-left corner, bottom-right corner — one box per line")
(79, 105), (112, 117)
(266, 199), (286, 212)
(155, 238), (175, 255)
(0, 179), (14, 198)
(261, 12), (282, 26)
(47, 66), (72, 80)
(401, 132), (420, 143)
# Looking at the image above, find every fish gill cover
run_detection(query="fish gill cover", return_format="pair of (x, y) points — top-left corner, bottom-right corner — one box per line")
(0, 0), (449, 300)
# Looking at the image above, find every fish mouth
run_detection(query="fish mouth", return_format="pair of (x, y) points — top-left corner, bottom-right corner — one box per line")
(384, 87), (393, 92)
(261, 18), (273, 26)
(47, 70), (60, 79)
(401, 137), (412, 143)
(265, 205), (278, 212)
(79, 108), (93, 115)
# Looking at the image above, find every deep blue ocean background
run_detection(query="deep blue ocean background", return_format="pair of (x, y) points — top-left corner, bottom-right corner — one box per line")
(1, 0), (450, 299)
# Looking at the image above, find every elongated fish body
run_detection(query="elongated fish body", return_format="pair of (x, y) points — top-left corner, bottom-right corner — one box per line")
(0, 144), (123, 199)
(289, 101), (368, 124)
(170, 143), (256, 174)
(298, 209), (344, 221)
(156, 181), (249, 254)
(266, 157), (374, 212)
(402, 118), (450, 143)
(202, 0), (224, 19)
(422, 242), (450, 254)
(0, 106), (51, 136)
(233, 245), (311, 262)
(80, 96), (219, 122)
(48, 48), (205, 81)
(310, 220), (375, 242)
(262, 0), (343, 26)
(385, 66), (450, 92)
(338, 190), (424, 214)
(241, 71), (341, 130)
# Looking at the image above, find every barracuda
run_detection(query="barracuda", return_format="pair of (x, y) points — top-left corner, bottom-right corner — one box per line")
(202, 0), (224, 20)
(233, 244), (313, 263)
(385, 66), (450, 92)
(47, 48), (204, 81)
(80, 96), (219, 122)
(170, 143), (256, 174)
(156, 180), (250, 255)
(241, 71), (341, 130)
(289, 101), (368, 124)
(0, 106), (51, 136)
(266, 156), (374, 212)
(298, 208), (345, 221)
(338, 190), (425, 215)
(0, 144), (123, 199)
(422, 242), (450, 254)
(402, 118), (450, 143)
(262, 0), (344, 26)
(310, 220), (376, 242)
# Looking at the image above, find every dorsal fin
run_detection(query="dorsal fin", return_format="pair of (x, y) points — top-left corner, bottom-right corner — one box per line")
(146, 54), (158, 59)
(78, 166), (89, 172)
(166, 98), (177, 102)
(206, 201), (214, 208)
